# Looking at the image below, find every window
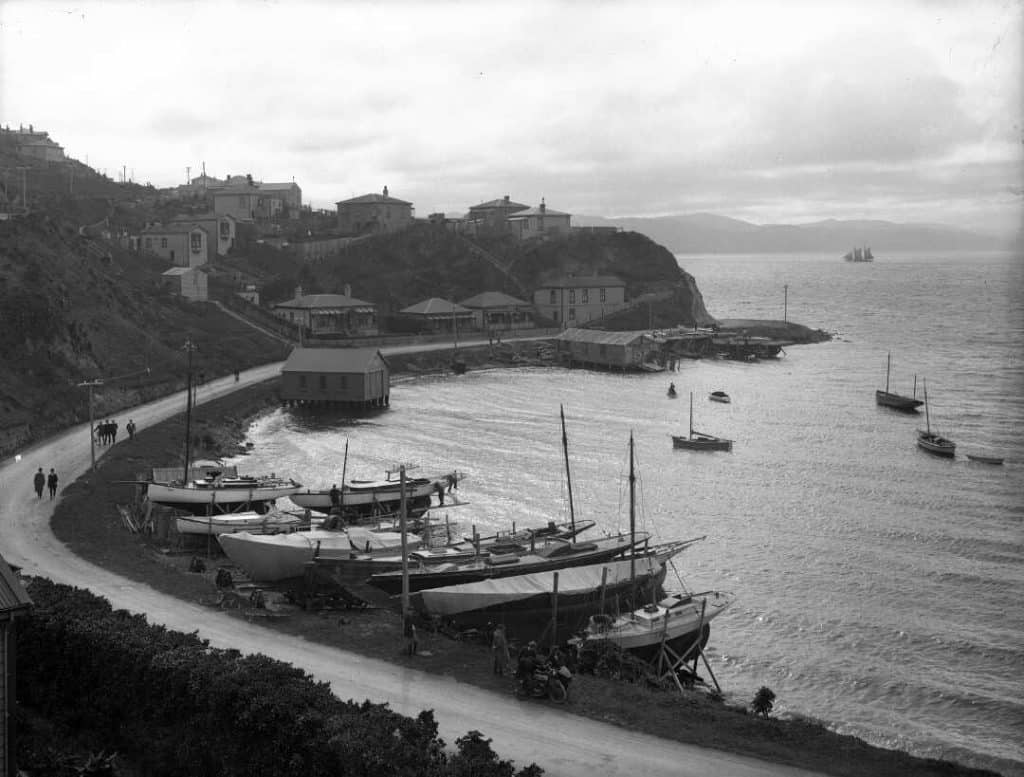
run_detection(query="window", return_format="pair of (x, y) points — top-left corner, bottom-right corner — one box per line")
(190, 232), (202, 254)
(160, 237), (168, 248)
(569, 308), (576, 320)
(599, 345), (607, 356)
(549, 290), (557, 305)
(144, 237), (152, 249)
(569, 289), (576, 304)
(219, 220), (230, 237)
(319, 374), (327, 389)
(339, 375), (347, 389)
(582, 289), (589, 304)
(600, 288), (606, 303)
(238, 196), (246, 207)
(299, 375), (307, 389)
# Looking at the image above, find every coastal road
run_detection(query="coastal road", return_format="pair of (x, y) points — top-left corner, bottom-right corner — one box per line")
(0, 362), (826, 777)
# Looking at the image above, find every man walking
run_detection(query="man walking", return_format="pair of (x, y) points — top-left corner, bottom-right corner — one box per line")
(33, 467), (45, 498)
(47, 468), (58, 499)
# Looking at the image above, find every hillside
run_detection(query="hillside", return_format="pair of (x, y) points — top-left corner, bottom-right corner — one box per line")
(573, 213), (1005, 254)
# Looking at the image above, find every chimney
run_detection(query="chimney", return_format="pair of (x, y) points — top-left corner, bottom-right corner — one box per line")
(344, 283), (352, 297)
(540, 197), (546, 213)
(503, 195), (509, 203)
(383, 185), (389, 198)
(295, 285), (303, 299)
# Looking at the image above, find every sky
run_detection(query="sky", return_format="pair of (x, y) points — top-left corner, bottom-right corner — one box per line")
(1, 0), (1021, 238)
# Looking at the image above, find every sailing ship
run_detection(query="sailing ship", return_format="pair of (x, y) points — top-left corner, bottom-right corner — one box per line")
(672, 392), (733, 451)
(844, 246), (874, 262)
(916, 379), (956, 458)
(875, 353), (923, 411)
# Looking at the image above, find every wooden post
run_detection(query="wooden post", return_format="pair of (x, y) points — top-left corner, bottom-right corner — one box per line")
(549, 572), (559, 648)
(598, 566), (609, 613)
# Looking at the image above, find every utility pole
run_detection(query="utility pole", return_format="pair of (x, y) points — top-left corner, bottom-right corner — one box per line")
(77, 379), (104, 474)
(186, 166), (191, 185)
(784, 284), (789, 323)
(182, 340), (197, 482)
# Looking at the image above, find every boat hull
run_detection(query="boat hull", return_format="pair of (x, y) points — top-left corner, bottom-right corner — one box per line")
(175, 510), (309, 536)
(147, 480), (302, 514)
(966, 454), (1004, 465)
(672, 435), (732, 451)
(289, 474), (451, 516)
(917, 432), (956, 458)
(876, 390), (923, 411)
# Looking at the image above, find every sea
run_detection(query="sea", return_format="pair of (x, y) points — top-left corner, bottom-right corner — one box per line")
(225, 250), (1024, 777)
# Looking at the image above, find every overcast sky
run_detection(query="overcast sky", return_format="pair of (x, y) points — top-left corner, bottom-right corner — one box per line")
(1, 1), (1020, 237)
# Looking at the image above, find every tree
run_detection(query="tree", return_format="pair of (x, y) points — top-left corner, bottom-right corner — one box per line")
(752, 686), (776, 719)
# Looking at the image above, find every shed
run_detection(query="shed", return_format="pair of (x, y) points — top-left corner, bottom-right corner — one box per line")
(281, 347), (390, 408)
(555, 328), (660, 371)
(161, 266), (208, 301)
(0, 557), (32, 777)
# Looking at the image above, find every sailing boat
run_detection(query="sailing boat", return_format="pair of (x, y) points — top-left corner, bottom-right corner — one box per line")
(573, 433), (734, 662)
(916, 379), (956, 458)
(146, 340), (302, 514)
(875, 353), (923, 411)
(844, 246), (874, 262)
(672, 393), (733, 451)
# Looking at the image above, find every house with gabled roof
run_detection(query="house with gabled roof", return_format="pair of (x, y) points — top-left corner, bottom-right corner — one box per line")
(463, 195), (530, 235)
(272, 288), (378, 337)
(554, 328), (661, 371)
(534, 273), (627, 327)
(0, 555), (33, 777)
(169, 212), (236, 261)
(459, 291), (535, 332)
(140, 222), (209, 267)
(281, 347), (390, 407)
(336, 186), (413, 235)
(507, 199), (571, 240)
(399, 297), (475, 334)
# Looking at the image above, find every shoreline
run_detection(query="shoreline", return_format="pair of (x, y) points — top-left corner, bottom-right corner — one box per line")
(43, 377), (1004, 777)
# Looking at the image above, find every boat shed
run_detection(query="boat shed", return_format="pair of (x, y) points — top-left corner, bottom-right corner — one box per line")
(281, 347), (390, 408)
(0, 555), (33, 777)
(555, 328), (659, 371)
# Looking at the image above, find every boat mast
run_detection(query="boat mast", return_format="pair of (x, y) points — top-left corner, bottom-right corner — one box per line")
(182, 339), (196, 483)
(629, 432), (636, 608)
(885, 352), (891, 393)
(923, 379), (931, 435)
(560, 405), (577, 542)
(339, 438), (349, 510)
(689, 392), (694, 439)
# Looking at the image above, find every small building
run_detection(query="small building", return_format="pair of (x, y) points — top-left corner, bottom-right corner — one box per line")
(140, 223), (209, 267)
(281, 347), (390, 408)
(554, 328), (661, 371)
(399, 297), (475, 334)
(336, 186), (414, 235)
(458, 291), (535, 332)
(0, 556), (33, 777)
(169, 213), (236, 261)
(533, 274), (627, 327)
(161, 266), (208, 301)
(507, 200), (572, 240)
(273, 290), (379, 337)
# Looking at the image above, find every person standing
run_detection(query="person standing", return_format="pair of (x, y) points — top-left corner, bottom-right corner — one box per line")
(33, 467), (45, 498)
(110, 419), (118, 444)
(329, 484), (341, 508)
(491, 623), (510, 676)
(126, 419), (136, 440)
(47, 468), (58, 499)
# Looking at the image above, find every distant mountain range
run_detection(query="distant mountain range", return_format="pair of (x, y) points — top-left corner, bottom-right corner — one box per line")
(572, 213), (1006, 254)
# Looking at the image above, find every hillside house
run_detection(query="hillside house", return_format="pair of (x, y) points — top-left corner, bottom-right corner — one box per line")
(462, 195), (530, 236)
(258, 181), (303, 215)
(0, 557), (33, 777)
(554, 328), (661, 371)
(507, 200), (572, 240)
(533, 274), (627, 326)
(281, 347), (390, 408)
(169, 213), (236, 261)
(336, 186), (414, 235)
(459, 291), (535, 332)
(161, 266), (208, 301)
(1, 125), (65, 162)
(140, 223), (209, 267)
(399, 297), (475, 334)
(273, 290), (379, 337)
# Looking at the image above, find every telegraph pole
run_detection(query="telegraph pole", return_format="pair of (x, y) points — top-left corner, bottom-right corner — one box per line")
(784, 284), (789, 323)
(77, 379), (104, 474)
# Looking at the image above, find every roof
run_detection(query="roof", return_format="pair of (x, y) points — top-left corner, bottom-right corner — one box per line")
(538, 275), (625, 289)
(555, 328), (650, 346)
(142, 223), (209, 235)
(508, 205), (571, 218)
(400, 297), (473, 315)
(469, 198), (530, 211)
(0, 557), (33, 613)
(212, 187), (261, 198)
(336, 192), (412, 206)
(161, 267), (198, 276)
(259, 181), (301, 192)
(459, 291), (532, 309)
(274, 293), (375, 310)
(283, 347), (389, 373)
(169, 212), (234, 223)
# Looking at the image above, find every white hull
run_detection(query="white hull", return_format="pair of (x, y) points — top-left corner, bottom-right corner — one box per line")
(147, 478), (302, 512)
(289, 472), (457, 514)
(174, 509), (310, 537)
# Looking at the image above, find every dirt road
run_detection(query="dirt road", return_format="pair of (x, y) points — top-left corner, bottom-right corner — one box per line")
(0, 363), (825, 777)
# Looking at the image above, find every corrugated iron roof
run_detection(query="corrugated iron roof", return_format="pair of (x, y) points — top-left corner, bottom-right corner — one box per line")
(0, 556), (33, 613)
(400, 297), (473, 315)
(283, 347), (389, 373)
(459, 291), (531, 308)
(336, 192), (412, 206)
(556, 328), (649, 346)
(275, 293), (375, 309)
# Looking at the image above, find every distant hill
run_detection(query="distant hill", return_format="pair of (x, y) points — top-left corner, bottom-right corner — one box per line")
(572, 213), (1004, 254)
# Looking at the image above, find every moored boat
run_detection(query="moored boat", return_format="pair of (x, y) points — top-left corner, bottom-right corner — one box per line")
(916, 379), (955, 458)
(966, 453), (1004, 465)
(708, 390), (730, 403)
(672, 393), (733, 451)
(876, 353), (922, 412)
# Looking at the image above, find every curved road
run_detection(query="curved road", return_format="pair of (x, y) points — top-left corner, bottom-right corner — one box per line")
(0, 361), (824, 777)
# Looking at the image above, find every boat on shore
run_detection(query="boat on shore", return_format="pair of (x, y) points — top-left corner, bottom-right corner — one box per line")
(673, 393), (733, 452)
(289, 468), (460, 517)
(147, 472), (302, 514)
(876, 353), (922, 412)
(917, 379), (956, 458)
(708, 390), (730, 404)
(174, 507), (311, 537)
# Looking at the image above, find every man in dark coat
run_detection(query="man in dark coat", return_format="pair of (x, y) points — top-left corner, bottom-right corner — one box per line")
(47, 468), (59, 499)
(33, 467), (45, 498)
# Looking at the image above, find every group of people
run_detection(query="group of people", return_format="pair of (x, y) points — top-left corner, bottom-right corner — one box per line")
(32, 467), (59, 500)
(94, 418), (137, 445)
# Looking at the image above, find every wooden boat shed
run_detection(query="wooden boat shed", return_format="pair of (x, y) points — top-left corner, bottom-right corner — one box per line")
(555, 328), (660, 371)
(281, 347), (390, 408)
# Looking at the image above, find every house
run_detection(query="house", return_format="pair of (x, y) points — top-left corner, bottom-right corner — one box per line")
(458, 291), (534, 332)
(273, 288), (379, 337)
(507, 200), (572, 240)
(280, 347), (390, 408)
(0, 557), (33, 777)
(336, 186), (414, 235)
(169, 213), (236, 261)
(554, 328), (661, 371)
(139, 223), (209, 267)
(258, 181), (303, 215)
(399, 297), (475, 334)
(161, 266), (208, 301)
(533, 274), (627, 326)
(2, 124), (65, 162)
(213, 186), (274, 222)
(462, 195), (530, 235)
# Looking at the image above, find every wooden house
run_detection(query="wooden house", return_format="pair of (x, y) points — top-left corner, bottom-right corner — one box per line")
(0, 558), (32, 777)
(458, 291), (534, 332)
(399, 297), (475, 334)
(281, 347), (390, 408)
